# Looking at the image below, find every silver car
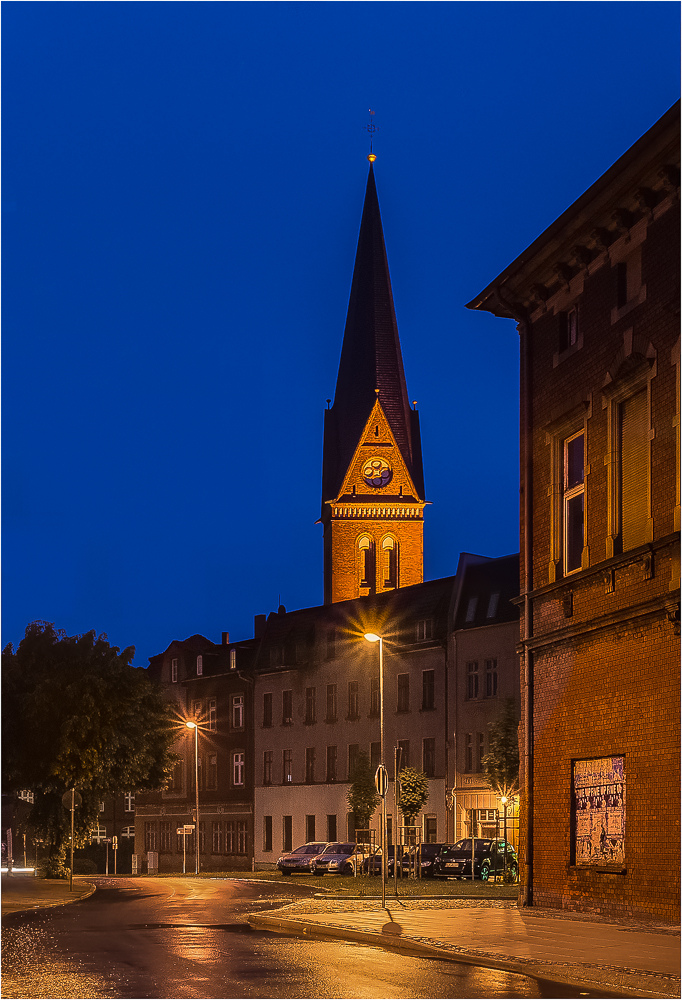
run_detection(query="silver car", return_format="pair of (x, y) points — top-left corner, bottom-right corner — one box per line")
(277, 842), (328, 875)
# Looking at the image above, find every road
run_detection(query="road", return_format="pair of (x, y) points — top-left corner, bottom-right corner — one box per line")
(2, 876), (625, 999)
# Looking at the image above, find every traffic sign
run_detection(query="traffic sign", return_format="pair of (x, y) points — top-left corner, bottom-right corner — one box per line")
(176, 828), (185, 835)
(183, 824), (195, 832)
(61, 790), (82, 810)
(374, 765), (389, 796)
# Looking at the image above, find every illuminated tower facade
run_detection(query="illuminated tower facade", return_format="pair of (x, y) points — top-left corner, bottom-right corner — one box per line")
(321, 160), (426, 604)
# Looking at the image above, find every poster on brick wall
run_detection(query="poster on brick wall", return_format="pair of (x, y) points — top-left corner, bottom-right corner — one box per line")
(573, 757), (625, 865)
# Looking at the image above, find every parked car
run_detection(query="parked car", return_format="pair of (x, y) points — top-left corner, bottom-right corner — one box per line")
(362, 846), (395, 876)
(399, 842), (453, 878)
(311, 842), (374, 876)
(436, 839), (518, 881)
(277, 842), (328, 875)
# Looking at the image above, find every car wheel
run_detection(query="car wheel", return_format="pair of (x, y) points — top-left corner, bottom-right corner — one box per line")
(480, 864), (490, 881)
(314, 868), (325, 876)
(505, 864), (518, 883)
(281, 870), (291, 876)
(343, 863), (354, 876)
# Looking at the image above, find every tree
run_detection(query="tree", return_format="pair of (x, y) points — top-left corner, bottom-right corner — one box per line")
(346, 751), (380, 831)
(2, 621), (177, 877)
(397, 767), (429, 826)
(481, 698), (520, 798)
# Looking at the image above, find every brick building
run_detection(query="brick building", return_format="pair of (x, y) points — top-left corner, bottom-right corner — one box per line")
(468, 103), (680, 920)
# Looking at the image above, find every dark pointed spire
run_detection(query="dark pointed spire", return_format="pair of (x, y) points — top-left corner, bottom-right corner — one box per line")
(322, 164), (424, 509)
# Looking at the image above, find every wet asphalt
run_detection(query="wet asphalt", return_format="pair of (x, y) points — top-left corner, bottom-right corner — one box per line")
(1, 876), (629, 998)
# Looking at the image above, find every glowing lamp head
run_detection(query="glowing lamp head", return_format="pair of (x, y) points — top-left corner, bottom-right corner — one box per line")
(501, 796), (508, 805)
(364, 633), (381, 643)
(186, 721), (197, 730)
(367, 153), (377, 163)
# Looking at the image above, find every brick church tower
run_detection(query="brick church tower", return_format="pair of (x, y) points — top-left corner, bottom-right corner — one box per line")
(321, 160), (426, 604)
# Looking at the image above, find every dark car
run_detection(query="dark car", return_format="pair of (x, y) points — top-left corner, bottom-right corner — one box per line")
(400, 842), (453, 878)
(277, 842), (328, 875)
(311, 842), (373, 876)
(437, 838), (518, 881)
(362, 846), (395, 876)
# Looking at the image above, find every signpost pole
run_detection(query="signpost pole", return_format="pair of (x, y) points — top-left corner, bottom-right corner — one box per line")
(105, 840), (109, 876)
(70, 787), (75, 892)
(113, 836), (118, 875)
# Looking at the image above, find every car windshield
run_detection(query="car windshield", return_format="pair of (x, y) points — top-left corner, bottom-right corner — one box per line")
(444, 839), (492, 856)
(419, 844), (440, 857)
(322, 843), (354, 855)
(292, 844), (326, 855)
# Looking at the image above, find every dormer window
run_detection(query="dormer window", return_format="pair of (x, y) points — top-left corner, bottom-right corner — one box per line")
(171, 658), (178, 683)
(465, 597), (478, 623)
(486, 593), (500, 618)
(196, 655), (203, 676)
(416, 619), (433, 641)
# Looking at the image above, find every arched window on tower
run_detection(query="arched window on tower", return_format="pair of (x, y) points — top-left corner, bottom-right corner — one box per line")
(358, 535), (373, 589)
(382, 536), (398, 589)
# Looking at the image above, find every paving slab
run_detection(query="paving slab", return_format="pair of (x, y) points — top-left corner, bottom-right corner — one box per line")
(249, 898), (681, 999)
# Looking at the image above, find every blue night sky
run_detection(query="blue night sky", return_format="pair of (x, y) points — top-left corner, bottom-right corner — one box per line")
(3, 2), (679, 666)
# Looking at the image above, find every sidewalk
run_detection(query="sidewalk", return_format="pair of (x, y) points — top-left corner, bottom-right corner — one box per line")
(2, 873), (96, 916)
(248, 897), (681, 999)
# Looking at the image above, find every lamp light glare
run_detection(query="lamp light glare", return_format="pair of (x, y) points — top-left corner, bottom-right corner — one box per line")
(186, 721), (197, 730)
(364, 633), (381, 643)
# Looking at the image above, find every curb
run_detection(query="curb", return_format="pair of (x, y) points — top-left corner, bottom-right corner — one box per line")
(248, 911), (679, 999)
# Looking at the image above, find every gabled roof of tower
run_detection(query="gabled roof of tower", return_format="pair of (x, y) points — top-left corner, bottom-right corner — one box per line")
(323, 165), (424, 510)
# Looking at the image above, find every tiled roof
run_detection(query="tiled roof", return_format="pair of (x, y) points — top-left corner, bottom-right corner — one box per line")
(322, 165), (424, 511)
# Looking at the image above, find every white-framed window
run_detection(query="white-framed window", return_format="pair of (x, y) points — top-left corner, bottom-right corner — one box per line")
(196, 655), (203, 676)
(124, 792), (135, 812)
(563, 430), (585, 575)
(120, 826), (135, 839)
(90, 826), (107, 844)
(191, 700), (202, 721)
(545, 400), (590, 582)
(232, 694), (244, 729)
(100, 801), (105, 812)
(230, 648), (236, 670)
(208, 698), (217, 731)
(18, 789), (34, 804)
(171, 658), (178, 683)
(233, 751), (245, 786)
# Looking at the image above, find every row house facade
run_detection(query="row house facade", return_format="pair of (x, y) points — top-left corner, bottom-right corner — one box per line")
(135, 634), (255, 871)
(468, 102), (680, 921)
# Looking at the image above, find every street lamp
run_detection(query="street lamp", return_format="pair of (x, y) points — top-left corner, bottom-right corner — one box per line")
(500, 795), (508, 878)
(186, 722), (200, 875)
(364, 632), (388, 907)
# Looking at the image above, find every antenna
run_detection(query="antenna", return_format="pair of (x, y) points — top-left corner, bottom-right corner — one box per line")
(365, 108), (378, 162)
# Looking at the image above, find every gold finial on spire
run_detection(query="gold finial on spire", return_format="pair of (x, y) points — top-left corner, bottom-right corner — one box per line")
(365, 109), (378, 162)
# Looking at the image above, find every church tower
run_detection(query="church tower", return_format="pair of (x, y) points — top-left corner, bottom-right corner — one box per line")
(321, 160), (426, 604)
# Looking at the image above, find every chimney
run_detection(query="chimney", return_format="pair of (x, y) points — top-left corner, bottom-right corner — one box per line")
(254, 614), (267, 639)
(278, 604), (286, 615)
(221, 631), (229, 645)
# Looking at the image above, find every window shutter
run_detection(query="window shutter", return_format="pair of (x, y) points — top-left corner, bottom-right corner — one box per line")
(620, 390), (648, 551)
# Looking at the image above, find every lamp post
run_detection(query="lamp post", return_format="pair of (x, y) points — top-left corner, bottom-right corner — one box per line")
(364, 633), (387, 908)
(186, 722), (200, 875)
(501, 795), (508, 878)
